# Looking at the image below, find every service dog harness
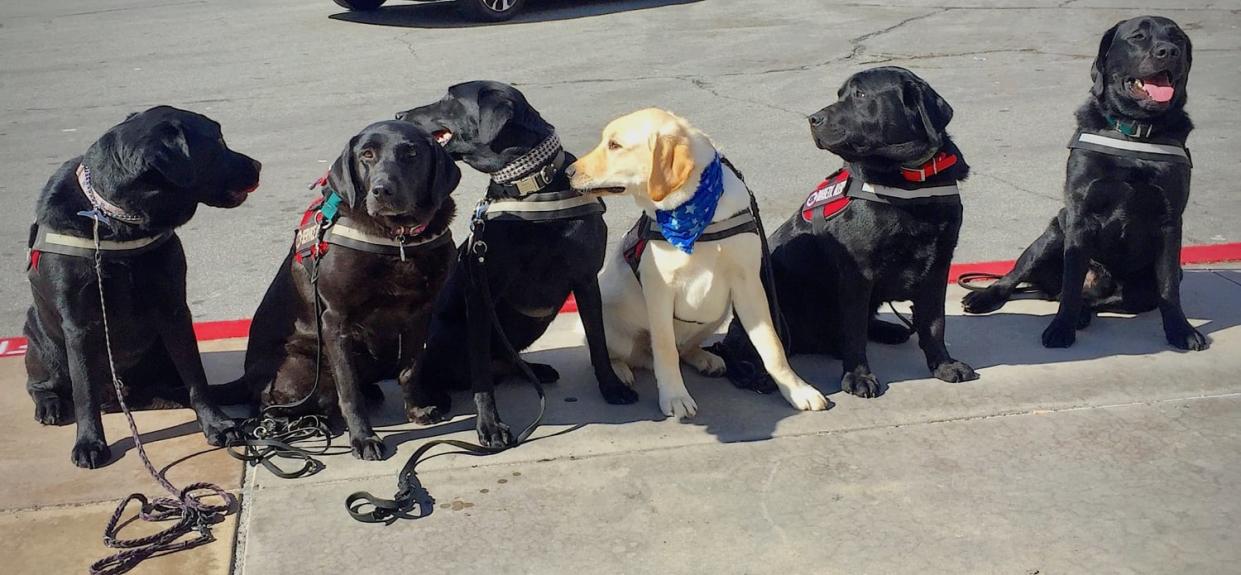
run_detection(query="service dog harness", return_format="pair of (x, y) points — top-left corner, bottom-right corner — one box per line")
(293, 179), (453, 265)
(27, 165), (171, 271)
(1068, 120), (1192, 167)
(801, 152), (963, 225)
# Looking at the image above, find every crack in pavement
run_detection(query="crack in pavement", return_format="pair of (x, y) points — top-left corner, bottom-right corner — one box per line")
(685, 77), (806, 119)
(860, 47), (1090, 65)
(973, 171), (1063, 203)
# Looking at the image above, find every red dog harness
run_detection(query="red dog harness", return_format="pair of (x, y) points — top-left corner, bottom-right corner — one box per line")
(801, 156), (963, 224)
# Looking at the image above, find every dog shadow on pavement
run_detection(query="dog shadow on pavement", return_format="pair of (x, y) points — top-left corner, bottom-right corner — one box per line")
(329, 0), (703, 29)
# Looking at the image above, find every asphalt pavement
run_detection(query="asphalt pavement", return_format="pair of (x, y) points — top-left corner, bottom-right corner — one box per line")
(2, 0), (1239, 333)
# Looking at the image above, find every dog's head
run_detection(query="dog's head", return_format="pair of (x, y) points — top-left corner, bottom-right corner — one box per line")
(82, 106), (261, 228)
(1090, 16), (1192, 117)
(569, 108), (713, 209)
(808, 67), (953, 167)
(395, 81), (554, 174)
(328, 121), (461, 233)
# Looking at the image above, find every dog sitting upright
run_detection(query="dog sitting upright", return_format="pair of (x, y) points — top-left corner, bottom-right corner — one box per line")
(569, 108), (831, 418)
(711, 67), (978, 398)
(397, 81), (637, 449)
(24, 106), (261, 468)
(223, 121), (460, 460)
(962, 17), (1204, 351)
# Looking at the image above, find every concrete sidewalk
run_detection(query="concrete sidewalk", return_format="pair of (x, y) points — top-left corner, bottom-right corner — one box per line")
(5, 270), (1241, 574)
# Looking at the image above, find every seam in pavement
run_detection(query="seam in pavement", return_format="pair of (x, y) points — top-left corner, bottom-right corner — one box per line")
(1214, 271), (1241, 289)
(231, 459), (259, 575)
(248, 390), (1241, 492)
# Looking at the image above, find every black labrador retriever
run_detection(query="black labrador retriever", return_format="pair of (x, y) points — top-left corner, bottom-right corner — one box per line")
(711, 67), (977, 398)
(961, 16), (1205, 351)
(396, 80), (637, 448)
(218, 121), (461, 460)
(23, 106), (261, 468)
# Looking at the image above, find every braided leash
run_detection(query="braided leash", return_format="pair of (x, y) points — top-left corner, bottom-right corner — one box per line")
(86, 218), (235, 575)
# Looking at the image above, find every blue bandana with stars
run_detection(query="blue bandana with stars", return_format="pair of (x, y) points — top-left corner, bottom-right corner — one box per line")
(655, 153), (723, 254)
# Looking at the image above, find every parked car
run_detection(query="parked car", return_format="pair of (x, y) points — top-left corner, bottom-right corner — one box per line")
(334, 0), (526, 22)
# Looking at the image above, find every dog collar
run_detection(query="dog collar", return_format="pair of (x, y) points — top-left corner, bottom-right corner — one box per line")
(1106, 115), (1155, 139)
(1068, 129), (1191, 167)
(900, 151), (958, 183)
(77, 164), (145, 227)
(476, 189), (605, 223)
(490, 134), (565, 196)
(653, 153), (725, 254)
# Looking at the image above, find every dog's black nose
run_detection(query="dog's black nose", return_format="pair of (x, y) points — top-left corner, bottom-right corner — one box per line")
(1153, 42), (1180, 60)
(372, 185), (391, 197)
(809, 113), (827, 128)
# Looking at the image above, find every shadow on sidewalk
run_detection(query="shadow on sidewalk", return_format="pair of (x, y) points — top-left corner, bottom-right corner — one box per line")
(329, 0), (703, 29)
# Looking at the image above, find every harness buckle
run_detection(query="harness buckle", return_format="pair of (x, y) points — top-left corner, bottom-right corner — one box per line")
(397, 235), (408, 262)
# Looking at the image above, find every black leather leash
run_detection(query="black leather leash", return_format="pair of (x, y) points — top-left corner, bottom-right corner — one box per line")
(225, 215), (344, 479)
(345, 199), (547, 524)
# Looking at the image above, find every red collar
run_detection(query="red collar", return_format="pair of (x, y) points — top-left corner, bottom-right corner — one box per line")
(901, 151), (958, 183)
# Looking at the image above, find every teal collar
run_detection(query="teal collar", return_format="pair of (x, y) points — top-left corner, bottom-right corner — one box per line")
(1106, 115), (1154, 139)
(320, 190), (343, 222)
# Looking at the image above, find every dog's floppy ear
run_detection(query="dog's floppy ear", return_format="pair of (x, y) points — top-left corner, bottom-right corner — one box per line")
(1091, 21), (1122, 99)
(143, 120), (194, 188)
(328, 135), (363, 207)
(477, 88), (515, 145)
(906, 79), (953, 150)
(427, 141), (462, 201)
(648, 133), (694, 203)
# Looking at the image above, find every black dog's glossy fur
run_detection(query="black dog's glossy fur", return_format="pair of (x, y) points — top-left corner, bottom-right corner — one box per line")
(396, 81), (636, 448)
(962, 17), (1206, 351)
(219, 121), (461, 460)
(715, 67), (977, 398)
(24, 106), (261, 468)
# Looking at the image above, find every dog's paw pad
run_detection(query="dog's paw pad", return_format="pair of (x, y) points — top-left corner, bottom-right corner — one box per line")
(71, 439), (111, 469)
(933, 360), (979, 383)
(660, 392), (698, 420)
(783, 384), (831, 411)
(351, 435), (386, 461)
(842, 372), (884, 398)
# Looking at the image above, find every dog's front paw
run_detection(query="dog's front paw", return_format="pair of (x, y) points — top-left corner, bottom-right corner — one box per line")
(71, 438), (111, 469)
(682, 348), (726, 377)
(405, 392), (451, 425)
(198, 412), (242, 447)
(1041, 318), (1077, 348)
(962, 287), (1009, 314)
(526, 362), (560, 384)
(932, 360), (979, 383)
(477, 420), (513, 449)
(350, 434), (386, 461)
(841, 369), (884, 398)
(34, 395), (67, 425)
(1166, 324), (1209, 351)
(659, 390), (698, 420)
(782, 383), (830, 411)
(599, 376), (639, 405)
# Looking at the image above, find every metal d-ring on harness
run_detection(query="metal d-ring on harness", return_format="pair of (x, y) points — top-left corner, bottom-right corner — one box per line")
(344, 198), (548, 524)
(86, 217), (235, 575)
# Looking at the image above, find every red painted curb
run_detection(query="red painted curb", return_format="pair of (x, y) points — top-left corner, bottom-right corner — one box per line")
(2, 241), (1237, 358)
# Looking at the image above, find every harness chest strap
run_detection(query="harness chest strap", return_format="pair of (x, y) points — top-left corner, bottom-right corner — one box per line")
(1068, 129), (1192, 167)
(477, 189), (606, 222)
(27, 222), (174, 270)
(293, 192), (452, 264)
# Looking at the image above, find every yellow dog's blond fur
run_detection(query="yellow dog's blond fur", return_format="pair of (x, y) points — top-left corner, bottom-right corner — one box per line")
(570, 109), (830, 418)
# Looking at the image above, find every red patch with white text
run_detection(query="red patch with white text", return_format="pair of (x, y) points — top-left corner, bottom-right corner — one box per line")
(802, 168), (852, 223)
(293, 197), (329, 264)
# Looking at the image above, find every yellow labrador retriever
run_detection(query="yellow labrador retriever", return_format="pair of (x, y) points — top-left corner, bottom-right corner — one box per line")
(569, 109), (830, 418)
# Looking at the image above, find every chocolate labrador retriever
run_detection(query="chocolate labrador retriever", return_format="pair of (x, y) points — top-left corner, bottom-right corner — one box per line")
(24, 106), (261, 468)
(396, 81), (636, 449)
(962, 16), (1205, 351)
(711, 67), (977, 398)
(219, 121), (461, 460)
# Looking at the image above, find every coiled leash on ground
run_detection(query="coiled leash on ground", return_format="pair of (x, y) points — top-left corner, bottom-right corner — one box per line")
(345, 199), (547, 524)
(87, 218), (235, 575)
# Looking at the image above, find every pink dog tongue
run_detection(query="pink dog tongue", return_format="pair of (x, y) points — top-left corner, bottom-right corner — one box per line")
(1142, 76), (1175, 103)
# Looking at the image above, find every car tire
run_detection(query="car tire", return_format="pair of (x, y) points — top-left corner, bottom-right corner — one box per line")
(457, 0), (525, 22)
(334, 0), (387, 11)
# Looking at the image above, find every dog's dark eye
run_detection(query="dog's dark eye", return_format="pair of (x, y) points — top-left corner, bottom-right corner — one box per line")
(1130, 31), (1147, 41)
(853, 88), (866, 99)
(360, 149), (376, 161)
(608, 140), (622, 151)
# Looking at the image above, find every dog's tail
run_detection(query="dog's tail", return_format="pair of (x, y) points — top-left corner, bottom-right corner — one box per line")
(705, 319), (778, 394)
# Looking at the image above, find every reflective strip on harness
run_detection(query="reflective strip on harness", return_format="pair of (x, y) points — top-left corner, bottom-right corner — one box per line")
(480, 190), (606, 222)
(1069, 130), (1192, 167)
(28, 223), (174, 261)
